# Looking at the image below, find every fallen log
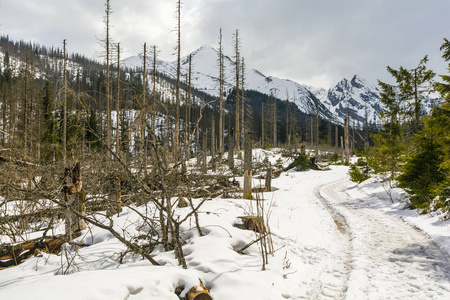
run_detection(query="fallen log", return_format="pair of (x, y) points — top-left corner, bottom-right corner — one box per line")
(0, 232), (80, 269)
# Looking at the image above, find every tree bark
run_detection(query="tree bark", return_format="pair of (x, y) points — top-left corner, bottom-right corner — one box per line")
(228, 127), (234, 170)
(63, 162), (84, 240)
(202, 131), (207, 174)
(265, 166), (272, 192)
(243, 131), (252, 199)
(344, 118), (350, 164)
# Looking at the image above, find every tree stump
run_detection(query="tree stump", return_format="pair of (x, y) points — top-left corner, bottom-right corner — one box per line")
(243, 169), (252, 199)
(187, 279), (212, 300)
(265, 167), (272, 192)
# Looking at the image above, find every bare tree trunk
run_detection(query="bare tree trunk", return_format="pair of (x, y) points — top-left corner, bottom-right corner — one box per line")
(286, 94), (290, 148)
(81, 118), (85, 159)
(142, 43), (148, 176)
(240, 57), (245, 154)
(352, 113), (355, 151)
(228, 127), (234, 170)
(152, 45), (157, 132)
(234, 29), (241, 156)
(23, 55), (28, 158)
(315, 97), (319, 150)
(63, 39), (67, 166)
(211, 117), (216, 172)
(344, 118), (349, 164)
(116, 43), (120, 156)
(273, 97), (277, 147)
(261, 103), (264, 147)
(243, 131), (252, 199)
(174, 0), (181, 161)
(265, 166), (272, 192)
(202, 131), (207, 174)
(185, 55), (192, 164)
(335, 125), (338, 149)
(218, 28), (224, 154)
(63, 162), (84, 240)
(105, 0), (112, 150)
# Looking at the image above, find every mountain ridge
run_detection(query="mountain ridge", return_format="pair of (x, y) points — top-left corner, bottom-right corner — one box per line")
(122, 45), (381, 125)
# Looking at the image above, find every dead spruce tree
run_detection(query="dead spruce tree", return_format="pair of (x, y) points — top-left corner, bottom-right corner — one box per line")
(233, 29), (241, 156)
(218, 28), (225, 154)
(174, 0), (182, 160)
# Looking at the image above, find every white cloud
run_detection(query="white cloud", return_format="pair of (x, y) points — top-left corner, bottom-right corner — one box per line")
(0, 0), (449, 88)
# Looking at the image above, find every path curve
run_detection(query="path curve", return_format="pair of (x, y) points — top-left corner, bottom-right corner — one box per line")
(318, 178), (450, 299)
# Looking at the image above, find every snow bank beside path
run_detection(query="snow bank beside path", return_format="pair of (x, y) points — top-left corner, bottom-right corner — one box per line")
(345, 177), (450, 257)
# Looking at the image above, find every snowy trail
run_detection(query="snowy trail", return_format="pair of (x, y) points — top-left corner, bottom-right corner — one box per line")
(307, 186), (352, 299)
(319, 178), (450, 299)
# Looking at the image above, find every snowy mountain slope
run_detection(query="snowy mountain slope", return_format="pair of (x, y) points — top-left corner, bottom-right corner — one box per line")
(123, 45), (441, 127)
(0, 47), (90, 83)
(314, 74), (439, 126)
(310, 75), (383, 126)
(122, 45), (335, 121)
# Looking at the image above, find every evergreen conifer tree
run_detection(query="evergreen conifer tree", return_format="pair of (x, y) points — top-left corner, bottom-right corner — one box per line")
(369, 81), (405, 181)
(397, 128), (446, 207)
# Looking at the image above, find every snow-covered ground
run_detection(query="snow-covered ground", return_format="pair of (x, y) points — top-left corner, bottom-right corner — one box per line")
(1, 151), (450, 299)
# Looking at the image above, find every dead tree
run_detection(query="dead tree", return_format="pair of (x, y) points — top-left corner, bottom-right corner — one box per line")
(261, 103), (265, 147)
(202, 131), (207, 174)
(218, 28), (225, 154)
(116, 42), (121, 156)
(105, 0), (112, 150)
(228, 127), (234, 170)
(63, 39), (67, 165)
(211, 117), (216, 172)
(240, 57), (246, 154)
(344, 118), (350, 164)
(265, 166), (272, 192)
(233, 29), (241, 156)
(62, 162), (85, 240)
(243, 131), (252, 199)
(174, 0), (182, 160)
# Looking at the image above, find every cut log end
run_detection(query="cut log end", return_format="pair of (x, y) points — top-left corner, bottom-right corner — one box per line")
(187, 279), (212, 300)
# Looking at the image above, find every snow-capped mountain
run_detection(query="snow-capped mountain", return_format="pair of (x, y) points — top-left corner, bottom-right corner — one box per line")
(313, 75), (383, 125)
(122, 45), (335, 121)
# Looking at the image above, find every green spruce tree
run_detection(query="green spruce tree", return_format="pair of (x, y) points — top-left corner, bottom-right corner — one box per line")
(369, 81), (405, 182)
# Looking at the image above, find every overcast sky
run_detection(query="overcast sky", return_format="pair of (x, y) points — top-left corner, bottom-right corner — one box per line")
(0, 0), (449, 88)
